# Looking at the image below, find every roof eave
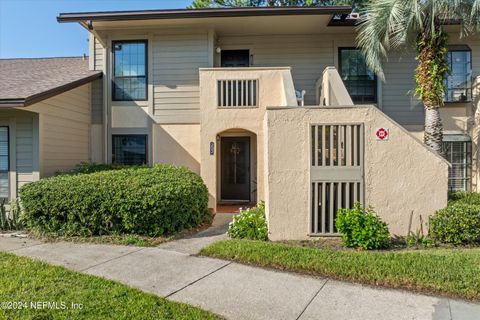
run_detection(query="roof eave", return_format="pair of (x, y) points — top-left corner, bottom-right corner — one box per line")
(0, 100), (25, 108)
(57, 6), (352, 23)
(0, 72), (102, 108)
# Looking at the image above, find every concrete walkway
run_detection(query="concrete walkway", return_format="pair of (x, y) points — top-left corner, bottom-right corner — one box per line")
(1, 214), (479, 320)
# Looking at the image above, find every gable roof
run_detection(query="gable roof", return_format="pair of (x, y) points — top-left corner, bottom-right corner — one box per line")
(57, 6), (352, 23)
(0, 57), (102, 107)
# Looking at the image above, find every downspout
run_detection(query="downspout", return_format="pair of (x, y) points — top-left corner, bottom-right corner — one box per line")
(80, 20), (109, 163)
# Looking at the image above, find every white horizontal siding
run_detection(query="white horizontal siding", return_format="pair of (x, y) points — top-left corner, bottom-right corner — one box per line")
(26, 84), (92, 176)
(94, 38), (104, 71)
(153, 31), (210, 123)
(382, 50), (424, 125)
(218, 35), (335, 106)
(91, 79), (103, 124)
(15, 116), (35, 190)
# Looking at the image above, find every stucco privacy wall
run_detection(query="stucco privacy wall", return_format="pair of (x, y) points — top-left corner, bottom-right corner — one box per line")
(25, 84), (92, 176)
(199, 67), (297, 208)
(264, 106), (448, 240)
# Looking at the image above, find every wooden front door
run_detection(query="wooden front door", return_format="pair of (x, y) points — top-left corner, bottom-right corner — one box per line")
(221, 50), (250, 67)
(221, 137), (251, 201)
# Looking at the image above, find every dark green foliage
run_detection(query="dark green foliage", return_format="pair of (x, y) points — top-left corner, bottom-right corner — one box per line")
(59, 162), (133, 175)
(20, 164), (210, 237)
(429, 202), (480, 245)
(188, 0), (367, 12)
(448, 191), (480, 205)
(335, 203), (391, 250)
(0, 199), (22, 231)
(228, 201), (268, 240)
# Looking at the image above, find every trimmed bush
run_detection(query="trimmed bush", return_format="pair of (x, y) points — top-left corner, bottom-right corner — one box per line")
(228, 202), (268, 241)
(429, 203), (480, 245)
(20, 164), (210, 237)
(335, 203), (391, 250)
(59, 162), (132, 175)
(448, 191), (480, 205)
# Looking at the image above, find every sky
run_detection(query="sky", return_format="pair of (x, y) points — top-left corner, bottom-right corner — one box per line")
(0, 0), (192, 58)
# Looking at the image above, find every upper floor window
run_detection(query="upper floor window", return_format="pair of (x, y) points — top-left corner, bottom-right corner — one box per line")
(112, 40), (147, 101)
(444, 46), (472, 103)
(339, 48), (377, 104)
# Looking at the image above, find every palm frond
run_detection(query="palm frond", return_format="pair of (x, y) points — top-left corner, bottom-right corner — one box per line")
(357, 0), (421, 79)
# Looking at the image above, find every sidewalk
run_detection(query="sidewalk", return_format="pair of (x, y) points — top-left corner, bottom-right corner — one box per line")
(1, 214), (479, 320)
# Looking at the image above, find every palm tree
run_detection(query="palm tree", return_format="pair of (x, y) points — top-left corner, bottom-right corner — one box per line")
(357, 0), (480, 153)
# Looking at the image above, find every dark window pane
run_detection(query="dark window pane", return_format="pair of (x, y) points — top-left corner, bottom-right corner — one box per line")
(113, 41), (147, 101)
(339, 48), (377, 104)
(112, 135), (147, 165)
(113, 77), (146, 101)
(444, 49), (472, 102)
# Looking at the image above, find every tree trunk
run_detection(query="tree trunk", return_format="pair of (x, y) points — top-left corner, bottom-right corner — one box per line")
(424, 104), (443, 154)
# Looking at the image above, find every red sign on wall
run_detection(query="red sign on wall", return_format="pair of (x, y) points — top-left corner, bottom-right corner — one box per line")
(376, 128), (389, 141)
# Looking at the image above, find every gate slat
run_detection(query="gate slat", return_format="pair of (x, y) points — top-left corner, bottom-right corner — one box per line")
(311, 124), (364, 235)
(321, 126), (326, 166)
(329, 182), (334, 233)
(329, 125), (334, 167)
(314, 182), (318, 234)
(314, 126), (319, 166)
(321, 182), (326, 234)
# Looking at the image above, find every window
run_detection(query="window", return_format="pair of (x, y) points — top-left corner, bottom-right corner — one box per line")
(112, 135), (147, 165)
(112, 40), (147, 101)
(339, 48), (377, 104)
(444, 46), (472, 102)
(442, 137), (472, 191)
(0, 127), (9, 201)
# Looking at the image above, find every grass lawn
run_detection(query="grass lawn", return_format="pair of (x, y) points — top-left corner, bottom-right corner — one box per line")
(0, 253), (222, 320)
(201, 239), (480, 302)
(23, 219), (215, 248)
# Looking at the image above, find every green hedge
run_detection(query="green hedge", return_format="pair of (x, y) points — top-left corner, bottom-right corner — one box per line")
(448, 191), (480, 205)
(335, 203), (391, 250)
(60, 162), (131, 175)
(20, 164), (210, 237)
(429, 202), (480, 245)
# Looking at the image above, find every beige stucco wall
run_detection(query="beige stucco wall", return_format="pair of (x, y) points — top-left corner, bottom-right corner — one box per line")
(152, 124), (201, 174)
(264, 106), (448, 240)
(199, 67), (297, 208)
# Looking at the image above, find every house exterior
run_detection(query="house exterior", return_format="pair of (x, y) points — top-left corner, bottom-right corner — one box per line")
(0, 57), (101, 201)
(2, 6), (478, 239)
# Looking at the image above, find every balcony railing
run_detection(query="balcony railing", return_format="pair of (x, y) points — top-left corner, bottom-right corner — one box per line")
(200, 67), (297, 111)
(217, 79), (258, 108)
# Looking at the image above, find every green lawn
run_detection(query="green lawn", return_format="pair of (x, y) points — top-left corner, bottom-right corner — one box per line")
(201, 239), (480, 302)
(0, 253), (222, 320)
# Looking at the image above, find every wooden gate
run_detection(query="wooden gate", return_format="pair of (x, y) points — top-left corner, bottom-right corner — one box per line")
(310, 124), (364, 235)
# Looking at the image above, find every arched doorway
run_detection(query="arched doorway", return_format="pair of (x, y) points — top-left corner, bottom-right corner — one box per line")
(217, 129), (257, 204)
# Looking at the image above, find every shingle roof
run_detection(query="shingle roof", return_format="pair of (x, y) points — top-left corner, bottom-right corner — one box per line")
(0, 57), (102, 107)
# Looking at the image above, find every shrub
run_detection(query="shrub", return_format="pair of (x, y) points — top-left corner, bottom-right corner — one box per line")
(0, 199), (23, 231)
(228, 202), (268, 241)
(59, 162), (132, 175)
(335, 203), (391, 250)
(448, 191), (480, 205)
(429, 202), (480, 245)
(20, 164), (210, 237)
